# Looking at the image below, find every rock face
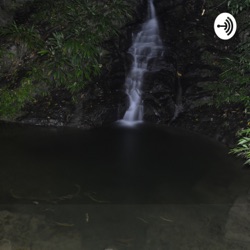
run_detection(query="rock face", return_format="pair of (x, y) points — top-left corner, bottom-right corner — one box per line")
(4, 0), (247, 144)
(96, 0), (221, 131)
(66, 0), (180, 127)
(144, 0), (247, 145)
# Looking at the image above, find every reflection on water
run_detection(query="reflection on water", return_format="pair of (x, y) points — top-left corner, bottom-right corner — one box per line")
(1, 123), (250, 250)
(0, 123), (248, 204)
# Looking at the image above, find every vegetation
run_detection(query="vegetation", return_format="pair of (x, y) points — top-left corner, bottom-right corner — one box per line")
(230, 127), (250, 165)
(1, 0), (249, 165)
(227, 0), (250, 14)
(0, 0), (133, 118)
(203, 0), (250, 165)
(227, 1), (250, 165)
(204, 54), (250, 108)
(0, 78), (34, 118)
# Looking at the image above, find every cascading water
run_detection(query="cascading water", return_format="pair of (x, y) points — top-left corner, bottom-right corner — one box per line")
(120, 0), (164, 125)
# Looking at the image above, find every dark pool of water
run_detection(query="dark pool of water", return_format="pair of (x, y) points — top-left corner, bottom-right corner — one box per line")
(1, 123), (250, 249)
(0, 123), (248, 204)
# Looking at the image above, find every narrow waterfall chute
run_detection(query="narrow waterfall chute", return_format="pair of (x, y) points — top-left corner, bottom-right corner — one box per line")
(119, 0), (164, 126)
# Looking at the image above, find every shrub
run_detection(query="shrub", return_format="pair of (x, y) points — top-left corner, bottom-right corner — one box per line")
(230, 127), (250, 165)
(0, 78), (35, 118)
(228, 0), (250, 14)
(0, 0), (133, 118)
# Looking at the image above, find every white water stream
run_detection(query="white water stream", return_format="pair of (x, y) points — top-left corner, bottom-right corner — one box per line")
(120, 0), (164, 125)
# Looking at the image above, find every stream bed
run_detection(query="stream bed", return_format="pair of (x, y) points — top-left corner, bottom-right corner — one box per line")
(0, 123), (250, 249)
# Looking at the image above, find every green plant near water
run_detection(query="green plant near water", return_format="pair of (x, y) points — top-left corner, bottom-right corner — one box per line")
(230, 127), (250, 165)
(0, 0), (133, 118)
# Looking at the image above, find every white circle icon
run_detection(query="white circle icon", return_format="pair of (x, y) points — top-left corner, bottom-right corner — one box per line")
(214, 13), (237, 40)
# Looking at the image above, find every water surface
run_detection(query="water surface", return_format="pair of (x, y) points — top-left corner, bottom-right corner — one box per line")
(0, 123), (250, 249)
(0, 123), (247, 204)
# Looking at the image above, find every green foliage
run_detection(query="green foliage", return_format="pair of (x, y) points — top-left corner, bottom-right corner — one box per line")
(202, 1), (250, 108)
(0, 79), (35, 118)
(202, 1), (250, 165)
(27, 0), (133, 93)
(37, 32), (101, 92)
(0, 22), (42, 49)
(0, 0), (134, 118)
(203, 55), (250, 108)
(228, 0), (250, 14)
(216, 0), (250, 165)
(230, 127), (250, 165)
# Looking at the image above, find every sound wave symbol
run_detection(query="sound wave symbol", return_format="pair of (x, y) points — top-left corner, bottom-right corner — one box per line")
(217, 17), (233, 36)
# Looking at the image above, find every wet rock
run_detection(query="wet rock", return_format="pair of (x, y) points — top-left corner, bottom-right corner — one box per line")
(188, 96), (213, 109)
(154, 0), (184, 12)
(18, 88), (74, 127)
(20, 118), (64, 127)
(171, 104), (248, 146)
(184, 68), (216, 79)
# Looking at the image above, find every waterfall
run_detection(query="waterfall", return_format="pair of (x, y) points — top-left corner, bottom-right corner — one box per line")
(119, 0), (164, 125)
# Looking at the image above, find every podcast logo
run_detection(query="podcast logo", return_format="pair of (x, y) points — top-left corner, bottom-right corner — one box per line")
(214, 13), (237, 40)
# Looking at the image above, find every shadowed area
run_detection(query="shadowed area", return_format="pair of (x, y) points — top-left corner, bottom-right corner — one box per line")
(0, 124), (250, 249)
(0, 123), (248, 204)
